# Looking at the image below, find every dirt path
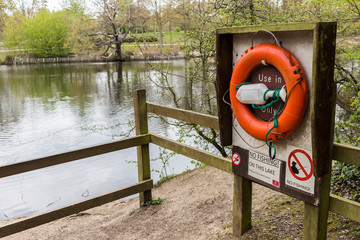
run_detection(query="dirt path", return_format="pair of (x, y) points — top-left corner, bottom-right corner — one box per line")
(1, 166), (359, 239)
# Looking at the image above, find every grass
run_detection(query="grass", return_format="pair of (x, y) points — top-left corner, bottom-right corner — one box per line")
(0, 51), (6, 63)
(246, 195), (360, 239)
(129, 31), (184, 45)
(140, 197), (164, 207)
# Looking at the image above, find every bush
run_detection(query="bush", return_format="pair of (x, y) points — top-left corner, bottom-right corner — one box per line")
(331, 161), (360, 202)
(123, 35), (158, 43)
(22, 10), (70, 57)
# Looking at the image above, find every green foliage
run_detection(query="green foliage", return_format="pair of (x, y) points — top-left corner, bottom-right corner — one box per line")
(151, 147), (176, 179)
(123, 35), (158, 43)
(2, 11), (26, 49)
(62, 0), (86, 15)
(140, 197), (164, 207)
(63, 8), (97, 54)
(22, 10), (70, 57)
(154, 174), (177, 186)
(336, 92), (360, 145)
(335, 44), (360, 147)
(331, 161), (360, 202)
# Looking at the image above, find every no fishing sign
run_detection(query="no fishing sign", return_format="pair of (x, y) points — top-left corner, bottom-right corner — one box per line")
(232, 152), (241, 166)
(285, 146), (315, 194)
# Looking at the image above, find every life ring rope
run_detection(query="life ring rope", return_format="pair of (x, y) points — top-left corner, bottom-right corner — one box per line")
(251, 29), (297, 67)
(234, 82), (284, 159)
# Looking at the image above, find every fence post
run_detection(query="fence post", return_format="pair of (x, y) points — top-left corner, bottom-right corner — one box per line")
(133, 89), (152, 205)
(303, 172), (331, 240)
(233, 175), (252, 237)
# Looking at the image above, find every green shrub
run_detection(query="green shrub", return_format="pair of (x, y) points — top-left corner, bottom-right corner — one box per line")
(22, 10), (70, 57)
(331, 161), (360, 202)
(123, 35), (158, 43)
(141, 197), (164, 207)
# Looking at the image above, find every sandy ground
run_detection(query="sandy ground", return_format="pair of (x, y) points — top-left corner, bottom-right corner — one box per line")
(1, 166), (359, 239)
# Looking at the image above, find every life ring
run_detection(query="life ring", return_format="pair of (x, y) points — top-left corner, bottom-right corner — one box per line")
(230, 43), (307, 142)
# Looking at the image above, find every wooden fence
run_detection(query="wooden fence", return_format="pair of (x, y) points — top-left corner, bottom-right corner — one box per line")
(0, 89), (359, 238)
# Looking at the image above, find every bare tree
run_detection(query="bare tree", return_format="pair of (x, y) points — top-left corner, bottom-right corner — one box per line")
(92, 0), (147, 61)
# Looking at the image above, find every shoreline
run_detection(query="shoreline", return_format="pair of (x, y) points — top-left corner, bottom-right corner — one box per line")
(1, 53), (186, 66)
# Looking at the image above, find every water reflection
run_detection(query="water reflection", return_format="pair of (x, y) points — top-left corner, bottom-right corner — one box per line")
(0, 60), (205, 220)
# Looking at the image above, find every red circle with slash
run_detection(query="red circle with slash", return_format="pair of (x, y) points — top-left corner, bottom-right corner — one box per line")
(232, 152), (241, 166)
(288, 149), (313, 181)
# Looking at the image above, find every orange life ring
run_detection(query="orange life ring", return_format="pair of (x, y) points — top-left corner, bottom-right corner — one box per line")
(230, 43), (307, 142)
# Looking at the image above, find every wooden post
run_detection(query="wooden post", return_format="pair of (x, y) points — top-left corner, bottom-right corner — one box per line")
(303, 22), (337, 240)
(133, 89), (152, 205)
(303, 172), (331, 240)
(233, 174), (252, 237)
(215, 32), (233, 146)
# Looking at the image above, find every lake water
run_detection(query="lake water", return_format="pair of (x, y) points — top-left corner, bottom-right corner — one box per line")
(0, 60), (204, 221)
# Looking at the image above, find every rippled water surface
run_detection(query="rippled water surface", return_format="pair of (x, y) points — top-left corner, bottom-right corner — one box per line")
(0, 60), (197, 220)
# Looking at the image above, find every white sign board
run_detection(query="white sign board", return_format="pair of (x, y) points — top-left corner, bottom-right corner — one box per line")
(285, 146), (315, 194)
(232, 30), (314, 162)
(248, 150), (281, 188)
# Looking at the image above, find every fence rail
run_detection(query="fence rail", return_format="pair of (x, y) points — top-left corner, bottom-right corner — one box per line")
(0, 179), (153, 238)
(1, 90), (359, 238)
(150, 133), (232, 174)
(333, 142), (360, 167)
(147, 102), (219, 130)
(0, 134), (150, 178)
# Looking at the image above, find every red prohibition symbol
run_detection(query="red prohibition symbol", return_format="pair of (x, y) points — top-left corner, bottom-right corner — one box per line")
(232, 152), (241, 166)
(288, 149), (313, 181)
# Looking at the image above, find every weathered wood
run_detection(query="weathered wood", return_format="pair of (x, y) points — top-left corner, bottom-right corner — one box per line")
(147, 102), (219, 130)
(233, 175), (252, 237)
(303, 21), (337, 240)
(303, 172), (331, 240)
(310, 22), (337, 177)
(134, 89), (152, 204)
(329, 194), (360, 222)
(150, 133), (232, 174)
(0, 179), (153, 238)
(217, 22), (316, 34)
(0, 135), (150, 178)
(134, 90), (149, 136)
(215, 32), (233, 146)
(333, 142), (360, 167)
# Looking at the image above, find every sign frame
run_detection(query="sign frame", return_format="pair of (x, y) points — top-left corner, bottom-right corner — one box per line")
(216, 22), (337, 238)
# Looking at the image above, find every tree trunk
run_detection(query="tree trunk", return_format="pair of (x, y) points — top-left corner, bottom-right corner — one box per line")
(115, 42), (123, 61)
(114, 34), (123, 61)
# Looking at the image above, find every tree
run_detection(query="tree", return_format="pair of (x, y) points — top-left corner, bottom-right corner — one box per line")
(17, 0), (48, 17)
(153, 0), (164, 52)
(146, 0), (229, 157)
(2, 10), (26, 49)
(92, 0), (146, 61)
(62, 0), (97, 54)
(0, 0), (15, 31)
(21, 10), (70, 57)
(61, 0), (86, 15)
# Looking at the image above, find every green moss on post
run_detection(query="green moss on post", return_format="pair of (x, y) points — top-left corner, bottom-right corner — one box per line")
(303, 172), (331, 240)
(134, 89), (152, 205)
(233, 174), (252, 237)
